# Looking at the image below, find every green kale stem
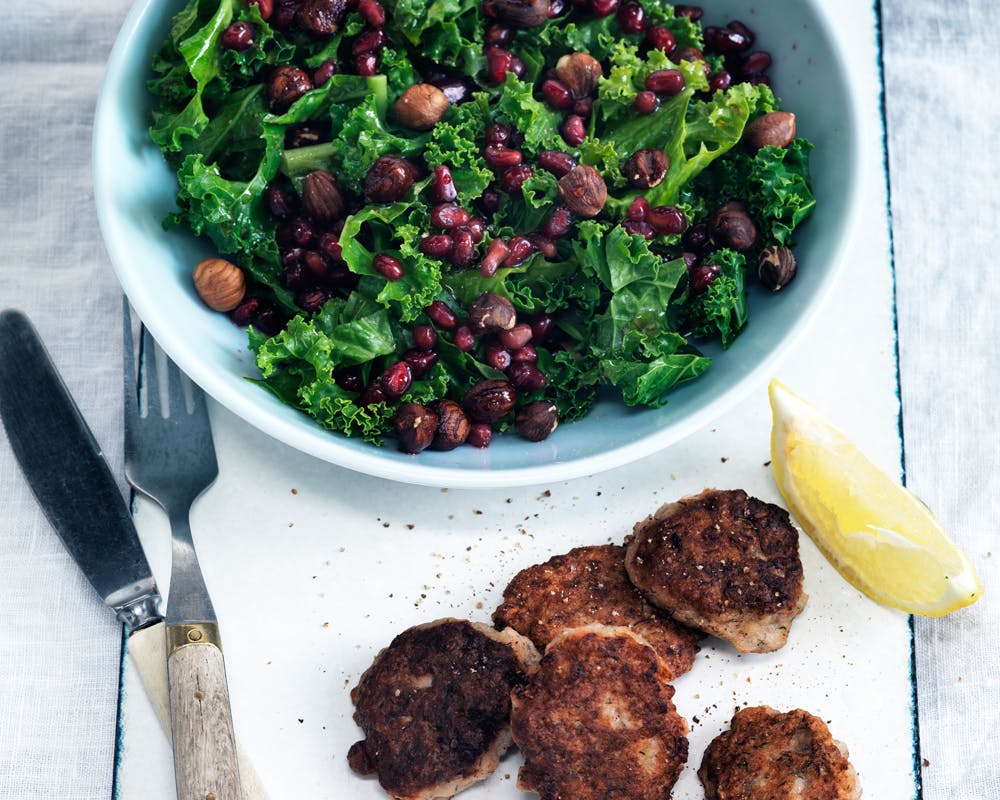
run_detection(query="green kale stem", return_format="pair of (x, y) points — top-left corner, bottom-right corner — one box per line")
(281, 142), (341, 178)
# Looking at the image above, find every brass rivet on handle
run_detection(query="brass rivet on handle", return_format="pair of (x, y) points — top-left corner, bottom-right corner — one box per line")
(187, 629), (203, 642)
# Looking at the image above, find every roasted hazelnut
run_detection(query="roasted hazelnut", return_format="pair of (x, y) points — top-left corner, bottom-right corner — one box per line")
(463, 379), (517, 423)
(483, 0), (551, 28)
(302, 170), (346, 224)
(393, 403), (438, 454)
(364, 155), (419, 203)
(468, 292), (517, 333)
(555, 52), (603, 98)
(757, 245), (797, 291)
(558, 165), (607, 218)
(429, 399), (471, 450)
(395, 84), (450, 130)
(295, 0), (348, 37)
(710, 201), (757, 251)
(265, 66), (313, 113)
(623, 148), (670, 189)
(743, 111), (796, 153)
(193, 258), (246, 312)
(515, 400), (558, 441)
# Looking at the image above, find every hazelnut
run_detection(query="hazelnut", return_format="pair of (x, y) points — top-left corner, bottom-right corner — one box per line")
(265, 65), (313, 113)
(193, 258), (246, 312)
(710, 201), (757, 251)
(555, 52), (603, 98)
(364, 155), (419, 203)
(558, 165), (607, 218)
(482, 0), (551, 28)
(302, 170), (346, 224)
(515, 400), (558, 441)
(393, 403), (438, 454)
(743, 111), (796, 153)
(395, 84), (450, 130)
(295, 0), (348, 37)
(757, 246), (797, 291)
(429, 399), (471, 450)
(468, 292), (517, 333)
(462, 379), (516, 423)
(623, 148), (670, 189)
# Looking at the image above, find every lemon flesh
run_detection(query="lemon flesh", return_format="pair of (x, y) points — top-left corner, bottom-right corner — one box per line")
(769, 379), (982, 617)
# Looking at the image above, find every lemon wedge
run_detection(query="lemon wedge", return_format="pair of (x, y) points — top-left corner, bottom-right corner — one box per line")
(769, 379), (982, 616)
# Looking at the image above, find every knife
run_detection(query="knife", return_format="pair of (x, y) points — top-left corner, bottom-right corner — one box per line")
(0, 308), (268, 800)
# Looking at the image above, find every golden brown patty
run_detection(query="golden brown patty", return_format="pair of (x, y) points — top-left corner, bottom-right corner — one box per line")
(699, 706), (862, 800)
(348, 618), (540, 800)
(493, 544), (701, 680)
(510, 624), (688, 800)
(625, 488), (807, 653)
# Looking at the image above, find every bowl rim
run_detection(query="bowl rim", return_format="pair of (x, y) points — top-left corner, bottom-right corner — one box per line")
(93, 0), (864, 489)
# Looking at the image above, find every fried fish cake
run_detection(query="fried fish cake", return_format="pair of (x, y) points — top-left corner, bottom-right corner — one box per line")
(625, 488), (807, 653)
(348, 618), (540, 800)
(699, 706), (862, 800)
(510, 624), (688, 800)
(493, 544), (701, 680)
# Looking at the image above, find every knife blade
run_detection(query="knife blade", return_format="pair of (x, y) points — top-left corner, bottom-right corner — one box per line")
(0, 309), (161, 631)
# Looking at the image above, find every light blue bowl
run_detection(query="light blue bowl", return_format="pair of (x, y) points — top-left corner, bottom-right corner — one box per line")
(94, 0), (861, 488)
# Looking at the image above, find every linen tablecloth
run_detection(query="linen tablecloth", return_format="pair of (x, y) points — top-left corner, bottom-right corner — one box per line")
(0, 1), (996, 797)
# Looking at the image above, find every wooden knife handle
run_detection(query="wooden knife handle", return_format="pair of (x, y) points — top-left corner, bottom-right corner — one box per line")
(166, 623), (242, 800)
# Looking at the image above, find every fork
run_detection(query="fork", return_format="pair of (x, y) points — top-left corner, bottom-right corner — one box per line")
(123, 306), (243, 800)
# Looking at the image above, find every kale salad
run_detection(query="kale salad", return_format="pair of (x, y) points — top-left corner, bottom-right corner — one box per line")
(149, 0), (815, 453)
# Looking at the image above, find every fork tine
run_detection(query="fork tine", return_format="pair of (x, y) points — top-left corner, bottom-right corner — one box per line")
(122, 298), (138, 421)
(140, 326), (161, 420)
(164, 350), (188, 418)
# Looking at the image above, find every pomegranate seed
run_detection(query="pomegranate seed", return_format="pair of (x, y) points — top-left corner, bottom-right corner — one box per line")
(680, 251), (698, 268)
(689, 263), (721, 293)
(527, 232), (557, 259)
(270, 2), (295, 27)
(426, 300), (458, 329)
(480, 189), (502, 214)
(248, 0), (273, 19)
(485, 47), (515, 84)
(646, 24), (676, 54)
(221, 21), (255, 50)
(277, 217), (314, 248)
(674, 4), (702, 20)
(358, 0), (386, 26)
(466, 218), (485, 242)
(541, 205), (574, 239)
(727, 20), (756, 48)
(254, 305), (285, 336)
(485, 23), (513, 46)
(359, 382), (386, 406)
(560, 114), (586, 146)
(646, 205), (687, 235)
(355, 52), (378, 76)
(511, 343), (538, 364)
(483, 145), (523, 169)
(431, 165), (457, 203)
(485, 343), (512, 371)
(617, 1), (646, 34)
(264, 185), (296, 219)
(591, 0), (618, 17)
(622, 219), (655, 239)
(380, 361), (412, 399)
(548, 0), (565, 16)
(303, 250), (330, 279)
(645, 69), (686, 96)
(450, 228), (476, 267)
(467, 423), (492, 448)
(373, 254), (404, 281)
(500, 164), (534, 194)
(675, 47), (709, 78)
(508, 363), (547, 391)
(538, 150), (577, 177)
(402, 348), (439, 377)
(231, 298), (260, 327)
(509, 55), (526, 78)
(334, 367), (363, 393)
(627, 196), (649, 221)
(453, 325), (476, 351)
(486, 124), (512, 146)
(530, 314), (555, 342)
(419, 234), (453, 258)
(741, 51), (772, 76)
(683, 222), (711, 251)
(412, 325), (438, 350)
(541, 79), (574, 110)
(503, 235), (536, 267)
(633, 90), (660, 114)
(312, 60), (337, 87)
(572, 97), (593, 118)
(352, 28), (385, 56)
(710, 71), (732, 93)
(481, 238), (509, 278)
(711, 27), (751, 54)
(295, 289), (329, 314)
(431, 203), (470, 229)
(499, 323), (533, 350)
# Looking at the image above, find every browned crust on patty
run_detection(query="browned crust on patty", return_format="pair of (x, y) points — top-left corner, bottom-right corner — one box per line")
(698, 706), (862, 800)
(493, 544), (701, 680)
(349, 618), (540, 800)
(625, 489), (807, 653)
(510, 624), (688, 800)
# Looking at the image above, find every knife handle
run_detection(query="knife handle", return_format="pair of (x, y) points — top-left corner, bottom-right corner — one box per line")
(166, 623), (242, 800)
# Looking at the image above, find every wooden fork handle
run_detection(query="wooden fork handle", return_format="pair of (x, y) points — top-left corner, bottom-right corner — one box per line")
(166, 622), (243, 800)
